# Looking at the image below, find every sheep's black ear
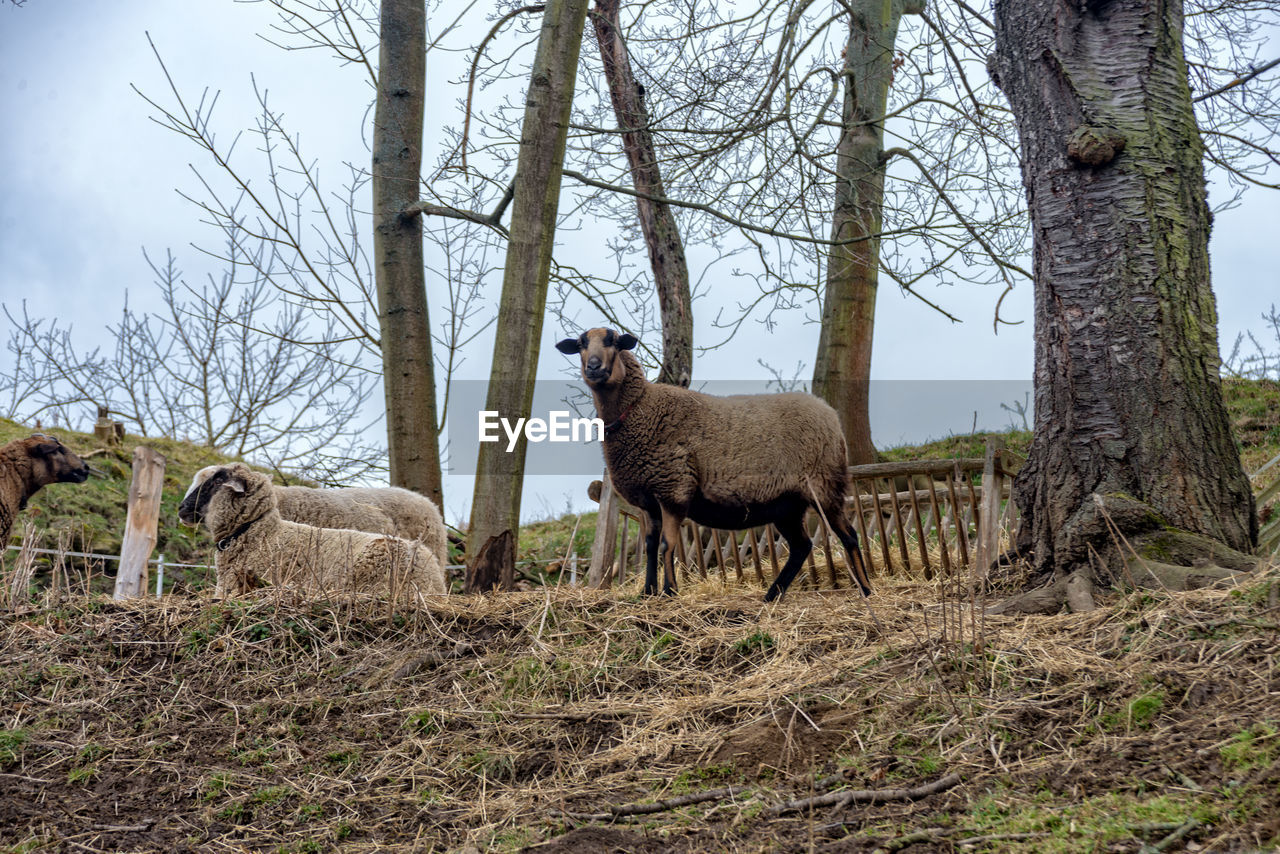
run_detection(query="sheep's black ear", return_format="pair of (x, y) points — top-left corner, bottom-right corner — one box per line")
(31, 441), (59, 457)
(617, 332), (637, 351)
(555, 337), (582, 355)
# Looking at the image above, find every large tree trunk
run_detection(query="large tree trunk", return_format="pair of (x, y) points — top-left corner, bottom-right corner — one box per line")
(992, 0), (1257, 604)
(372, 0), (443, 506)
(467, 0), (592, 573)
(591, 0), (693, 387)
(812, 0), (923, 465)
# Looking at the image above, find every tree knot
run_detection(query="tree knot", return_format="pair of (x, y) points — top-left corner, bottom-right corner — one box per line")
(1066, 125), (1127, 167)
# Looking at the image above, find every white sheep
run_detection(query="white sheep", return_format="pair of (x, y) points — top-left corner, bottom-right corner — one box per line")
(1, 434), (91, 548)
(177, 463), (445, 602)
(182, 466), (448, 570)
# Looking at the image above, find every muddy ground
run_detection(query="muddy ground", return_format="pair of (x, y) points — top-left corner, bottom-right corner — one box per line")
(1, 571), (1278, 852)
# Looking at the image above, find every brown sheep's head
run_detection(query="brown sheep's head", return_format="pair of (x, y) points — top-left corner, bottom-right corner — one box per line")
(555, 327), (637, 389)
(177, 463), (257, 528)
(25, 434), (90, 487)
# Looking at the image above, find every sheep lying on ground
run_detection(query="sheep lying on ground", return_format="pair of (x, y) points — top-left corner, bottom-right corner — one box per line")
(182, 466), (448, 569)
(178, 463), (445, 602)
(1, 434), (91, 547)
(556, 327), (872, 602)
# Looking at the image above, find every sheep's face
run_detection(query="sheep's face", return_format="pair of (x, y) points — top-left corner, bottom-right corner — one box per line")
(178, 465), (250, 528)
(555, 327), (637, 389)
(25, 435), (90, 486)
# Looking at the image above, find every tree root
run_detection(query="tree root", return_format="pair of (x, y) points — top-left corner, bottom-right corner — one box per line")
(1125, 558), (1249, 592)
(991, 493), (1261, 615)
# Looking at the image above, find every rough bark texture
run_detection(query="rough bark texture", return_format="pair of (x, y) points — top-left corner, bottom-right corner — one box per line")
(591, 0), (693, 387)
(373, 0), (443, 506)
(467, 0), (592, 568)
(812, 0), (922, 465)
(993, 0), (1257, 585)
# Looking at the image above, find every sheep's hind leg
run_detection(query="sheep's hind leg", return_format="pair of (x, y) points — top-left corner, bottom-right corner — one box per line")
(642, 510), (662, 595)
(763, 516), (812, 602)
(828, 511), (873, 596)
(657, 506), (684, 596)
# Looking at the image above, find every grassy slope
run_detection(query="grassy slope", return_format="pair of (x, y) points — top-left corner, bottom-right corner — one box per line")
(0, 570), (1277, 851)
(6, 378), (1278, 591)
(0, 418), (292, 591)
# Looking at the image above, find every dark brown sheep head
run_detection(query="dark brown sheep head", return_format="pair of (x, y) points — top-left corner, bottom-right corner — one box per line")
(555, 327), (637, 389)
(177, 463), (255, 527)
(26, 434), (90, 486)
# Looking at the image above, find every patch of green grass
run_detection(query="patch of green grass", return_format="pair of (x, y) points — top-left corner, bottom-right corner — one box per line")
(732, 631), (775, 657)
(251, 785), (291, 806)
(1220, 721), (1279, 772)
(202, 772), (235, 802)
(1101, 688), (1165, 732)
(464, 749), (516, 782)
(965, 788), (1213, 853)
(66, 765), (97, 785)
(647, 631), (677, 662)
(297, 803), (324, 820)
(671, 763), (741, 793)
(405, 710), (441, 737)
(323, 749), (361, 772)
(0, 729), (29, 767)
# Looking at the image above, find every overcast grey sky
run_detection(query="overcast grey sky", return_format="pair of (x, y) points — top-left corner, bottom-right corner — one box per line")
(2, 1), (1276, 523)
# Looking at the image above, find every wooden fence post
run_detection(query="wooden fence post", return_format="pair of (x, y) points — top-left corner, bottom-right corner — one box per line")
(114, 446), (166, 600)
(587, 473), (620, 588)
(974, 437), (1005, 576)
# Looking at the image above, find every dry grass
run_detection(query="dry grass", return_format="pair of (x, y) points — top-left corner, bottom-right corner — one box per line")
(1, 557), (1279, 852)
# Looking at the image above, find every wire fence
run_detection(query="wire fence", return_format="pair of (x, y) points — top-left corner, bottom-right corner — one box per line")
(4, 544), (208, 598)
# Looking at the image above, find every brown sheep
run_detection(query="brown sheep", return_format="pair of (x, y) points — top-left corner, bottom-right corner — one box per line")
(556, 328), (872, 601)
(0, 434), (91, 547)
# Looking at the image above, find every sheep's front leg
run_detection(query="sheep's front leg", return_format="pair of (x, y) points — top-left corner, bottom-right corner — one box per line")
(642, 510), (662, 595)
(657, 506), (684, 596)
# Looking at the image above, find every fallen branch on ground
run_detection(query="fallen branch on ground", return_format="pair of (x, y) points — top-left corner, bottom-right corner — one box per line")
(768, 772), (962, 816)
(556, 784), (754, 821)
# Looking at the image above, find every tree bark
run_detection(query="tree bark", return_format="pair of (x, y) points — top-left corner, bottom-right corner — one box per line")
(812, 0), (923, 465)
(373, 0), (443, 506)
(467, 0), (592, 571)
(993, 0), (1257, 585)
(591, 0), (693, 387)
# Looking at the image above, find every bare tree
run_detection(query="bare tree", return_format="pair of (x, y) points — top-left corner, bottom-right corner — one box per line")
(373, 0), (444, 505)
(991, 0), (1258, 615)
(591, 0), (693, 387)
(2, 245), (380, 482)
(466, 0), (594, 581)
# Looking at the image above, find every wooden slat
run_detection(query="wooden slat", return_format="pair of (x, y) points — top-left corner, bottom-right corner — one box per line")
(816, 515), (837, 588)
(849, 459), (987, 478)
(946, 469), (971, 568)
(905, 476), (931, 578)
(587, 474), (620, 588)
(848, 479), (878, 576)
(614, 514), (624, 588)
(925, 474), (952, 575)
(975, 438), (1006, 576)
(884, 477), (911, 572)
(689, 521), (708, 579)
(863, 478), (895, 574)
(766, 524), (783, 586)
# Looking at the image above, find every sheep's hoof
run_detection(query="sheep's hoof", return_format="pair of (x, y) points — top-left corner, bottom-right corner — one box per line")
(763, 585), (782, 603)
